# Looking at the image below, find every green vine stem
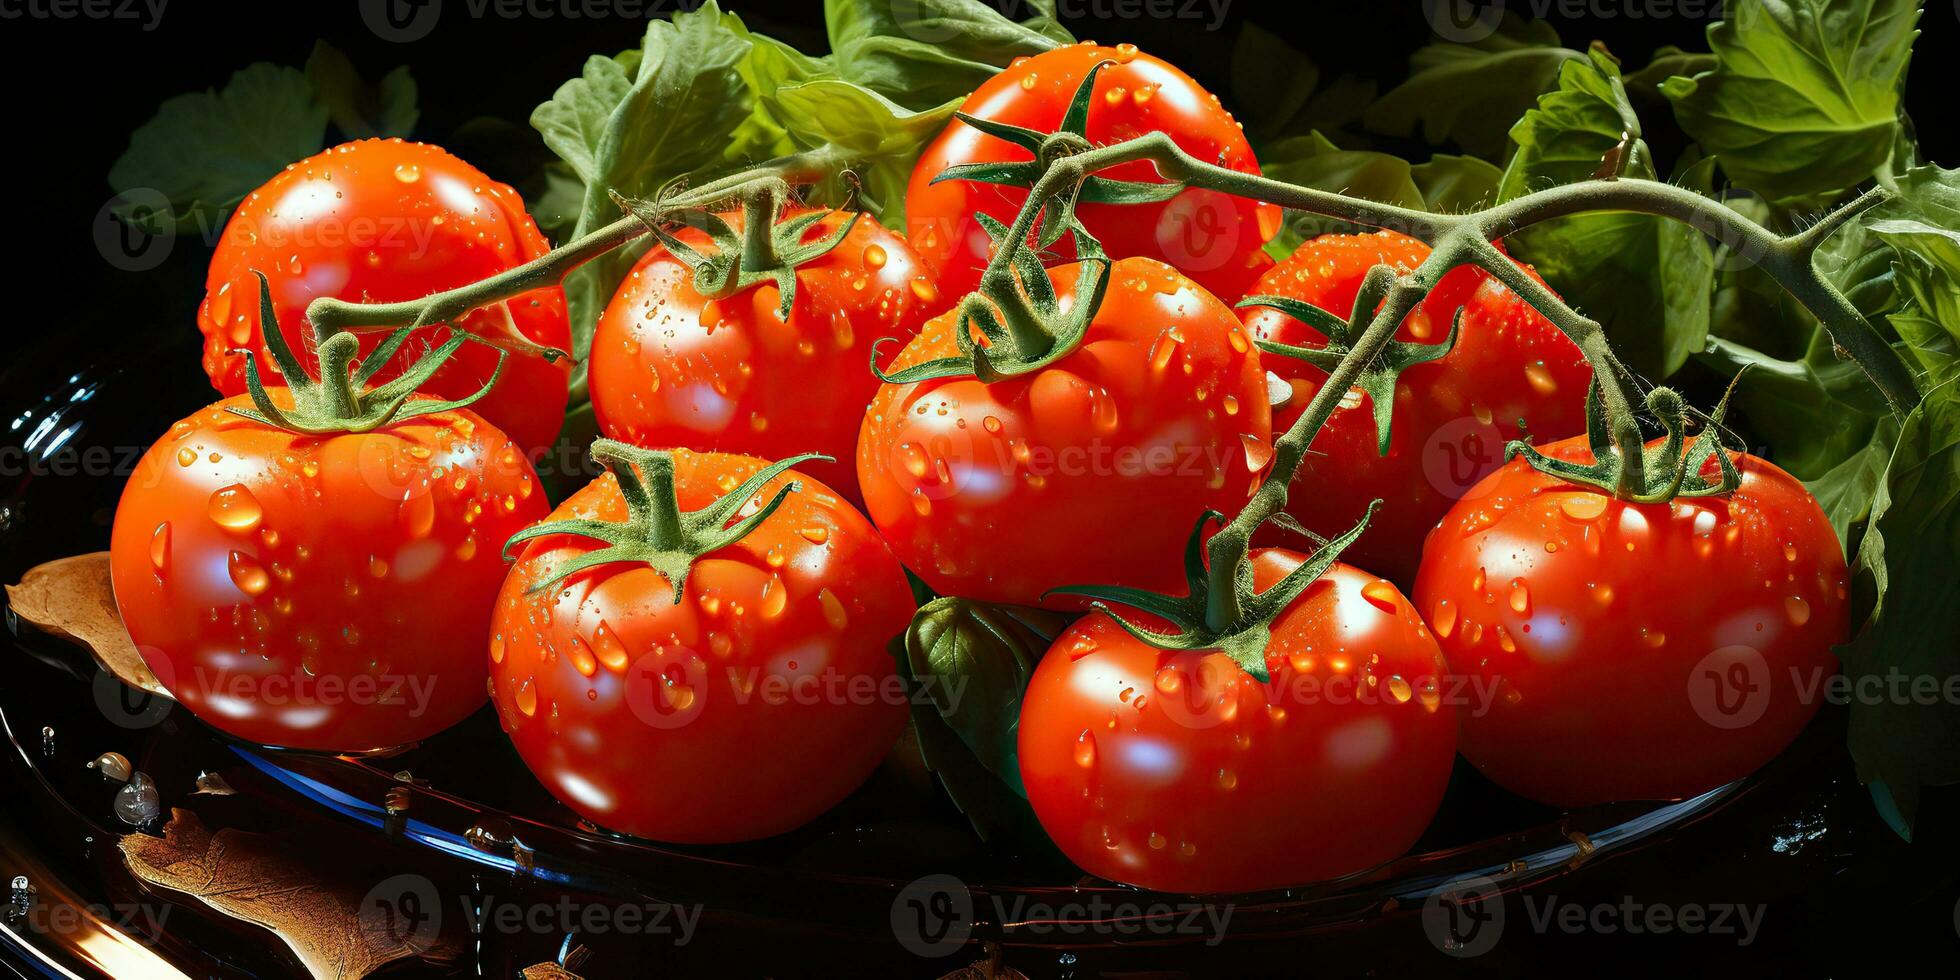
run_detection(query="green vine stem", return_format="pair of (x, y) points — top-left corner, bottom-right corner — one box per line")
(302, 143), (855, 347)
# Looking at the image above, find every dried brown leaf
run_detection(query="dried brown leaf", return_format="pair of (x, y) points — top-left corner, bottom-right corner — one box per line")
(6, 552), (168, 698)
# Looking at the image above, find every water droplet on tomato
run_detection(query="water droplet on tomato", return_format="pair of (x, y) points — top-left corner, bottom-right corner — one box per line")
(1785, 595), (1811, 626)
(175, 447), (197, 468)
(818, 587), (850, 630)
(1557, 492), (1608, 522)
(394, 163), (421, 183)
(568, 636), (598, 677)
(1523, 362), (1558, 396)
(799, 526), (829, 545)
(148, 522), (170, 573)
(1387, 675), (1413, 703)
(227, 551), (269, 597)
(1508, 579), (1531, 615)
(863, 243), (887, 269)
(1154, 666), (1183, 695)
(759, 574), (788, 620)
(208, 484), (264, 531)
(593, 622), (630, 671)
(514, 679), (538, 717)
(1240, 433), (1273, 472)
(1431, 599), (1457, 638)
(1074, 730), (1098, 768)
(1361, 579), (1400, 613)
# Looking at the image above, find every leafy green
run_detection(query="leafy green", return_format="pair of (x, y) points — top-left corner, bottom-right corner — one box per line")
(531, 4), (801, 361)
(1367, 14), (1581, 161)
(894, 598), (1067, 843)
(109, 44), (421, 236)
(1231, 22), (1376, 145)
(1497, 48), (1714, 379)
(108, 64), (327, 235)
(1843, 380), (1960, 840)
(764, 81), (960, 227)
(824, 0), (1070, 111)
(1412, 154), (1504, 213)
(1660, 0), (1919, 204)
(304, 41), (417, 140)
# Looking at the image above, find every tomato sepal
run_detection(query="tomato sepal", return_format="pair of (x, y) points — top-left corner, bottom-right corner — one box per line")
(228, 272), (509, 435)
(501, 439), (829, 599)
(612, 183), (862, 322)
(1506, 375), (1744, 503)
(1046, 501), (1381, 683)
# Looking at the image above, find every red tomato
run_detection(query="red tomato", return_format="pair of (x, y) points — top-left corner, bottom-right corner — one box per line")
(108, 395), (547, 751)
(200, 139), (572, 454)
(588, 209), (941, 504)
(906, 42), (1279, 306)
(1412, 437), (1849, 807)
(491, 450), (913, 843)
(856, 256), (1272, 608)
(1018, 552), (1457, 892)
(1242, 230), (1592, 585)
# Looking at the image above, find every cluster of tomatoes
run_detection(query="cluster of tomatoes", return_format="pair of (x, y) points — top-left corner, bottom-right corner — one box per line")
(106, 42), (1848, 894)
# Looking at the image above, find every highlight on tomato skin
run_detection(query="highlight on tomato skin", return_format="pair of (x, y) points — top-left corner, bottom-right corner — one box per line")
(588, 208), (943, 506)
(107, 395), (550, 753)
(906, 41), (1281, 307)
(855, 255), (1274, 610)
(1240, 230), (1593, 587)
(489, 450), (915, 844)
(199, 138), (573, 455)
(1412, 436), (1850, 809)
(1017, 552), (1458, 894)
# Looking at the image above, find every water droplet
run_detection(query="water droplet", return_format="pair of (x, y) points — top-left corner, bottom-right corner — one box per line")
(1785, 595), (1811, 626)
(400, 490), (435, 538)
(818, 588), (850, 630)
(1431, 600), (1457, 638)
(568, 637), (598, 677)
(1557, 492), (1608, 522)
(593, 622), (630, 671)
(1147, 831), (1167, 850)
(1509, 579), (1531, 615)
(394, 163), (421, 183)
(1154, 666), (1183, 694)
(799, 526), (829, 545)
(1523, 362), (1558, 396)
(1217, 768), (1238, 790)
(1640, 628), (1667, 649)
(1222, 394), (1240, 416)
(1361, 579), (1400, 613)
(514, 679), (538, 716)
(1074, 730), (1098, 768)
(910, 277), (938, 304)
(227, 551), (270, 596)
(175, 447), (197, 467)
(863, 243), (887, 269)
(148, 522), (170, 573)
(1240, 433), (1273, 472)
(1387, 675), (1413, 703)
(760, 575), (788, 619)
(490, 633), (505, 664)
(208, 484), (264, 531)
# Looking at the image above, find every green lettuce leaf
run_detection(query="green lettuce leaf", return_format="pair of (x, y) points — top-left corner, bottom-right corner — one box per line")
(824, 0), (1071, 111)
(1660, 0), (1919, 204)
(304, 41), (418, 141)
(764, 80), (960, 228)
(1366, 14), (1581, 160)
(1497, 48), (1714, 379)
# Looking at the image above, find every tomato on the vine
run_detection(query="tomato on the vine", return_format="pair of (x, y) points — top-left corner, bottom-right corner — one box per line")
(588, 208), (941, 504)
(491, 447), (913, 843)
(856, 256), (1272, 608)
(1018, 551), (1457, 893)
(1412, 436), (1848, 807)
(200, 139), (572, 454)
(906, 42), (1280, 305)
(109, 394), (548, 751)
(1241, 231), (1592, 585)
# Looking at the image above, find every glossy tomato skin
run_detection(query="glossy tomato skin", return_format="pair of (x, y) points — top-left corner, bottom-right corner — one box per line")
(589, 209), (941, 505)
(491, 451), (913, 843)
(1242, 231), (1592, 586)
(108, 394), (548, 752)
(200, 139), (572, 454)
(1019, 551), (1457, 893)
(1412, 437), (1848, 807)
(857, 257), (1272, 608)
(906, 43), (1279, 305)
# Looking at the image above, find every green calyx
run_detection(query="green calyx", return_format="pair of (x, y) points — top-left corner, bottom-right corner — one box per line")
(227, 271), (505, 435)
(1507, 376), (1743, 503)
(1240, 263), (1461, 455)
(871, 214), (1111, 385)
(502, 439), (828, 599)
(1046, 502), (1381, 684)
(613, 178), (859, 322)
(933, 60), (1186, 249)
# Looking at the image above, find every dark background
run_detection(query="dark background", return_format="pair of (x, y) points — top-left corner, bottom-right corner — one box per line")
(7, 0), (1955, 375)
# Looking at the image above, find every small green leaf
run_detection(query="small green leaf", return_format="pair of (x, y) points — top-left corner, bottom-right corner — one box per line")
(304, 41), (418, 140)
(1366, 14), (1581, 160)
(108, 63), (327, 234)
(1231, 21), (1375, 144)
(1256, 132), (1427, 257)
(1660, 0), (1920, 204)
(901, 597), (1060, 789)
(824, 0), (1071, 111)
